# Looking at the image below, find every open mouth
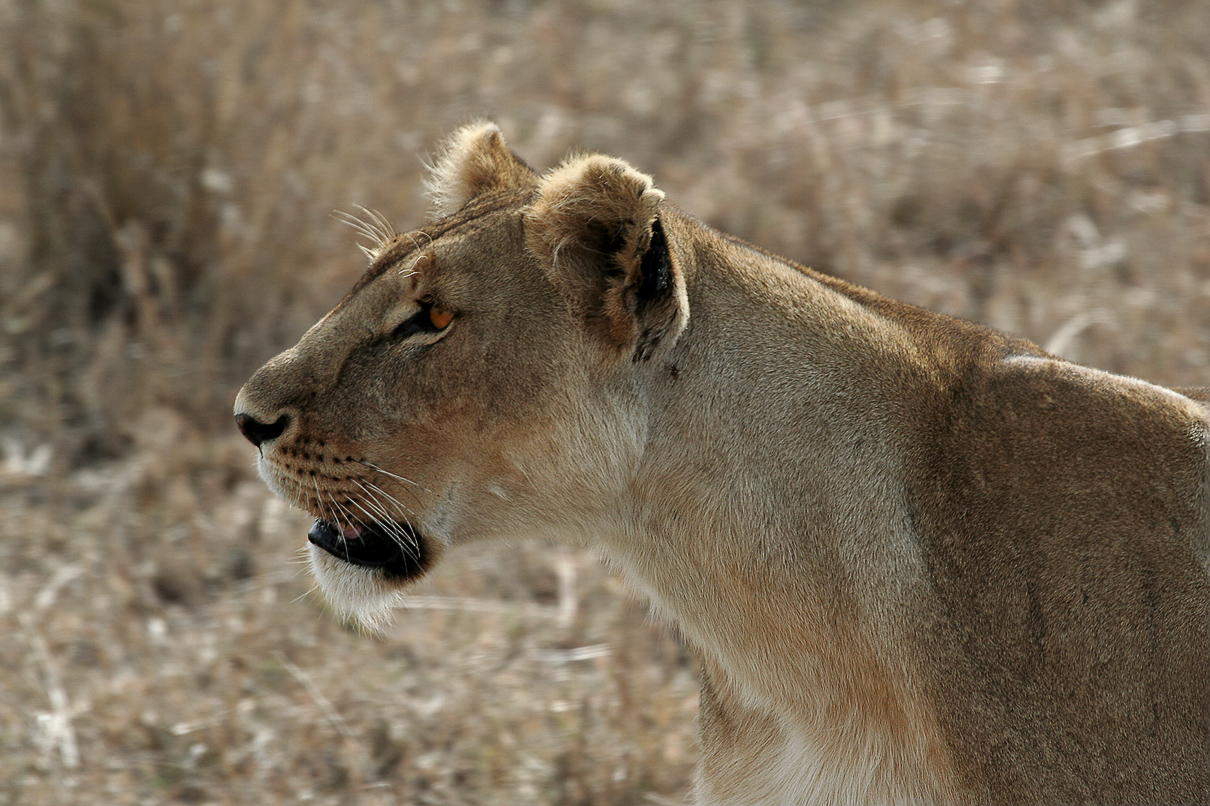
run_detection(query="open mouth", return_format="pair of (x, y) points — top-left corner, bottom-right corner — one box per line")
(307, 519), (429, 581)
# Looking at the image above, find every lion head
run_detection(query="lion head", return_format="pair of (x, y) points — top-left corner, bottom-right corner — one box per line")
(234, 123), (687, 627)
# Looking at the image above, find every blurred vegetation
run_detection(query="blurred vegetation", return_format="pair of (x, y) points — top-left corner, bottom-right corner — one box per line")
(1, 0), (1208, 803)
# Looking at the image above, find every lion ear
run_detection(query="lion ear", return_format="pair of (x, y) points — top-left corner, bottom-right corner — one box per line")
(426, 122), (538, 217)
(526, 155), (688, 362)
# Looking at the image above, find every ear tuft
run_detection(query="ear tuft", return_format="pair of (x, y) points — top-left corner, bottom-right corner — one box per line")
(425, 122), (538, 217)
(527, 155), (687, 361)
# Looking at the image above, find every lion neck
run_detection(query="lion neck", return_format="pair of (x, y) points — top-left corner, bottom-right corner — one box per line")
(595, 222), (962, 801)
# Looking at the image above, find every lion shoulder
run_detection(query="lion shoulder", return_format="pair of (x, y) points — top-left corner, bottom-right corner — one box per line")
(904, 353), (1210, 799)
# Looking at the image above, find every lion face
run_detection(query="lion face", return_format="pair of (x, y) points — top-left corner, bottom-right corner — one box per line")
(234, 123), (687, 625)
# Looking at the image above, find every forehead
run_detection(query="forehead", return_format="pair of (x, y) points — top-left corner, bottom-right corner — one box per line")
(346, 188), (535, 300)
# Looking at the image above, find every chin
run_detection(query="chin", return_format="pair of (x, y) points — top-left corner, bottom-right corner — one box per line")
(301, 516), (441, 630)
(306, 545), (408, 633)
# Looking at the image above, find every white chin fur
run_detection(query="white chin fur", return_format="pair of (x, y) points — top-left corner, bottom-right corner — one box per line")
(307, 544), (404, 632)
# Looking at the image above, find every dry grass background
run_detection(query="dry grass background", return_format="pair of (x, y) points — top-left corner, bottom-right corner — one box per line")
(1, 0), (1208, 803)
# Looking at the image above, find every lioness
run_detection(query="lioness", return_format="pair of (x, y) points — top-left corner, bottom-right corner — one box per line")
(235, 123), (1209, 804)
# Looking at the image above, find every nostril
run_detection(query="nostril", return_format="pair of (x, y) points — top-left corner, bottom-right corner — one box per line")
(235, 413), (290, 447)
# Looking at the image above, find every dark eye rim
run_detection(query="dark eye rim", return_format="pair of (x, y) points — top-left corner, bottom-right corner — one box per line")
(390, 300), (453, 341)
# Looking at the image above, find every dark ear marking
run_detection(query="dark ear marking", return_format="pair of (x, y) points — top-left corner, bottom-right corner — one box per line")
(630, 218), (676, 363)
(635, 218), (672, 308)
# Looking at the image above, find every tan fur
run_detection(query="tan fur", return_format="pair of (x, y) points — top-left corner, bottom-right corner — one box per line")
(235, 124), (1210, 805)
(424, 121), (539, 217)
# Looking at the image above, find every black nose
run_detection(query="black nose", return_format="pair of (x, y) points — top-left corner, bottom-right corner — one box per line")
(235, 413), (289, 447)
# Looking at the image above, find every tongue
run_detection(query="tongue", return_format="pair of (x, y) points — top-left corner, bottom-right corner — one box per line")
(341, 523), (365, 539)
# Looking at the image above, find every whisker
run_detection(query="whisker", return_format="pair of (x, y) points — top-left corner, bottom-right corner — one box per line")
(371, 500), (422, 558)
(292, 583), (322, 607)
(351, 481), (421, 559)
(352, 481), (405, 524)
(331, 497), (358, 528)
(355, 477), (418, 520)
(309, 475), (336, 528)
(353, 459), (430, 494)
(354, 204), (398, 243)
(332, 210), (382, 245)
(328, 497), (362, 554)
(332, 206), (399, 260)
(348, 498), (419, 560)
(406, 229), (433, 250)
(402, 253), (431, 276)
(345, 493), (388, 531)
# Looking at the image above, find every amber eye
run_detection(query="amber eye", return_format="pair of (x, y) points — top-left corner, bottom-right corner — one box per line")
(390, 301), (454, 341)
(428, 305), (454, 330)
